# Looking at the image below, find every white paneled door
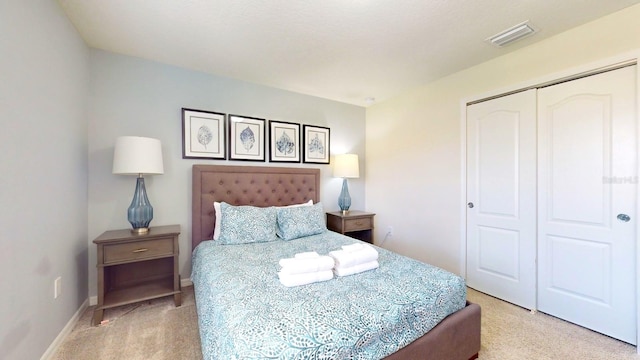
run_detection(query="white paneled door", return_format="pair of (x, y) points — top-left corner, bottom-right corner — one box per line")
(466, 89), (538, 310)
(537, 66), (637, 344)
(467, 65), (637, 344)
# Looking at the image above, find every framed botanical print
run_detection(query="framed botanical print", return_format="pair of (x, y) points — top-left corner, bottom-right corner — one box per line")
(303, 125), (330, 164)
(182, 108), (226, 159)
(229, 114), (266, 161)
(269, 120), (300, 163)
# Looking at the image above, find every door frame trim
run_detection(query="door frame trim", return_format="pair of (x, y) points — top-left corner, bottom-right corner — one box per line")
(459, 49), (640, 349)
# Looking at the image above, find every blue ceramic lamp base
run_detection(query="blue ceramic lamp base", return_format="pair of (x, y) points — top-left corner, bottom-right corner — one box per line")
(338, 178), (352, 215)
(128, 176), (154, 234)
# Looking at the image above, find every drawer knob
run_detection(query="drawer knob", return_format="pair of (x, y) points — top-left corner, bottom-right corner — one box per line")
(355, 221), (363, 225)
(132, 248), (149, 253)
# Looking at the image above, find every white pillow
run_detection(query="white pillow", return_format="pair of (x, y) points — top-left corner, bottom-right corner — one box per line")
(213, 199), (312, 240)
(278, 199), (313, 209)
(213, 201), (222, 240)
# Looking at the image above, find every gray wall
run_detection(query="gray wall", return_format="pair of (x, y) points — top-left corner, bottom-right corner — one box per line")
(87, 50), (367, 298)
(0, 1), (89, 359)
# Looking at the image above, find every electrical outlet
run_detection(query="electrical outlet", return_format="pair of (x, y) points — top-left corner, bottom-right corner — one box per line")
(387, 226), (394, 237)
(54, 276), (61, 299)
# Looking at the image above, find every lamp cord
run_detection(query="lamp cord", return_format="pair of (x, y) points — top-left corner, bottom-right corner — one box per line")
(379, 232), (391, 247)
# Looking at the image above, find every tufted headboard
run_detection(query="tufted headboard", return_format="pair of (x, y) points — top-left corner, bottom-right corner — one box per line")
(192, 165), (320, 250)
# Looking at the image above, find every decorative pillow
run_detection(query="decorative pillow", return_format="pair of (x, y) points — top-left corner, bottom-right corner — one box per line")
(276, 202), (327, 241)
(217, 203), (278, 244)
(214, 200), (311, 240)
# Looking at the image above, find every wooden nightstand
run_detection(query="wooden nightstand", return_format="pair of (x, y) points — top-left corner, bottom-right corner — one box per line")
(93, 224), (181, 325)
(326, 211), (376, 244)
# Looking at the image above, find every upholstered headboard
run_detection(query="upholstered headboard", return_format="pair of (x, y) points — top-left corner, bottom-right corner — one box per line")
(192, 165), (321, 250)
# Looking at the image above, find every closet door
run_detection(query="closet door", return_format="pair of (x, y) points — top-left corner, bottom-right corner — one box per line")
(466, 89), (537, 310)
(537, 65), (637, 344)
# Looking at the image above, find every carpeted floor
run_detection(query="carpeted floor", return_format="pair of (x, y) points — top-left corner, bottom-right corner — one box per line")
(466, 288), (639, 360)
(52, 286), (202, 360)
(52, 286), (639, 359)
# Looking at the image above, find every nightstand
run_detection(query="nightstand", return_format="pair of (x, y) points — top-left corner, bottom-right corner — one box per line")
(326, 211), (376, 244)
(93, 224), (181, 325)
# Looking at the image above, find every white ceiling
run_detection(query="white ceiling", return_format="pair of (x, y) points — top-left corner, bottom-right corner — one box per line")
(58, 0), (640, 107)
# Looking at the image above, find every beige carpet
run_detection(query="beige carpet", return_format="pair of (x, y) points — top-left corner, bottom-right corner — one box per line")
(52, 286), (639, 359)
(466, 288), (639, 360)
(52, 287), (202, 360)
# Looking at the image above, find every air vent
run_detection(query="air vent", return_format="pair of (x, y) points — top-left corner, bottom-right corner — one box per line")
(487, 21), (537, 47)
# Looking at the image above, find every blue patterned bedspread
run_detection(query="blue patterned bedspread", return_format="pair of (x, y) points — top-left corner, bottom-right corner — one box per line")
(191, 231), (467, 360)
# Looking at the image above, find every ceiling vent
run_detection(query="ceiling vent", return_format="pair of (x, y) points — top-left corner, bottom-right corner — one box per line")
(487, 21), (537, 47)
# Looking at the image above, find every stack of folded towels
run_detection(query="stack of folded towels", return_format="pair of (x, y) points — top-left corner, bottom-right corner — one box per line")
(278, 251), (335, 287)
(329, 243), (379, 277)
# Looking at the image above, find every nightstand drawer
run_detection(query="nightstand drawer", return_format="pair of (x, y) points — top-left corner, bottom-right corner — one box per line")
(104, 238), (174, 263)
(344, 217), (373, 232)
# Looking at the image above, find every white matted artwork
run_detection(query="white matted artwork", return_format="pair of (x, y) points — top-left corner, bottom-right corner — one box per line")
(229, 115), (265, 162)
(303, 125), (330, 164)
(269, 120), (300, 163)
(182, 108), (226, 159)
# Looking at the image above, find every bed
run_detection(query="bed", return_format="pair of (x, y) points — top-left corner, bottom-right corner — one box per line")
(191, 165), (481, 359)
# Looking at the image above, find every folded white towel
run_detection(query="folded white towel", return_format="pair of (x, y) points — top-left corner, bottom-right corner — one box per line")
(329, 244), (378, 268)
(341, 243), (364, 252)
(279, 256), (335, 274)
(294, 251), (320, 259)
(278, 270), (334, 287)
(333, 260), (379, 277)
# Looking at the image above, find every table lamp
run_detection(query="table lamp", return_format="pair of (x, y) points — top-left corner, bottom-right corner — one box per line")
(112, 136), (164, 234)
(333, 154), (359, 214)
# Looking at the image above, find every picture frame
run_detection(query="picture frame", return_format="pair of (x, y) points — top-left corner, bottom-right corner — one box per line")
(269, 120), (300, 163)
(303, 125), (330, 164)
(182, 108), (226, 159)
(229, 114), (266, 161)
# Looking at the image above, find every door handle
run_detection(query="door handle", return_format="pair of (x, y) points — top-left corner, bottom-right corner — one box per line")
(617, 214), (631, 222)
(468, 202), (474, 209)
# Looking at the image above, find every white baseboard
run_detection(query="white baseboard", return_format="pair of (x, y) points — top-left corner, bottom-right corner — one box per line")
(42, 278), (193, 359)
(40, 298), (89, 360)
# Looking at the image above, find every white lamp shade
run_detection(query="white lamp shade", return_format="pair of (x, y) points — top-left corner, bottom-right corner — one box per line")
(113, 136), (164, 175)
(333, 154), (359, 178)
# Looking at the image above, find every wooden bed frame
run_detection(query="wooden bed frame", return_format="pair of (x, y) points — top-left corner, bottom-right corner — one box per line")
(192, 164), (481, 360)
